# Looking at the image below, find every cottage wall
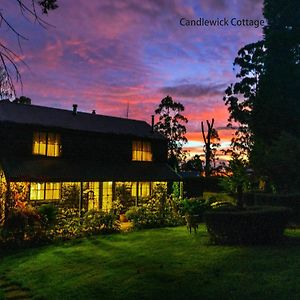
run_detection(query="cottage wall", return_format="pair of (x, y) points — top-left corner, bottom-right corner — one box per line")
(0, 123), (167, 162)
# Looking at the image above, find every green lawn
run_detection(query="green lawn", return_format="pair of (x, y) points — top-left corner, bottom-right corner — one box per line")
(0, 226), (300, 300)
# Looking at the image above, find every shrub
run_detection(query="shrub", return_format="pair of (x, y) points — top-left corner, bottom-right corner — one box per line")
(210, 201), (237, 211)
(51, 208), (83, 240)
(253, 193), (300, 223)
(38, 203), (58, 228)
(204, 206), (292, 245)
(83, 210), (120, 234)
(99, 210), (120, 233)
(203, 192), (236, 206)
(179, 197), (208, 221)
(50, 208), (121, 240)
(1, 206), (42, 244)
(126, 190), (183, 229)
(82, 210), (104, 234)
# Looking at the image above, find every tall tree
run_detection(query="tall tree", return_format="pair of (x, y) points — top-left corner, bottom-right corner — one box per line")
(154, 95), (188, 169)
(201, 118), (220, 177)
(251, 0), (300, 191)
(0, 0), (58, 98)
(223, 41), (265, 157)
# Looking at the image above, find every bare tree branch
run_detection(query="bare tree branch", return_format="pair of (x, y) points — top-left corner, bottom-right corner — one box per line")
(0, 0), (58, 99)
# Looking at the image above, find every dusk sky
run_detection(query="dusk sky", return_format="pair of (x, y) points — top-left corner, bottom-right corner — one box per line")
(2, 0), (264, 156)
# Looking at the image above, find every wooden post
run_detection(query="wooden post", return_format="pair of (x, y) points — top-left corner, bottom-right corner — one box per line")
(79, 182), (83, 217)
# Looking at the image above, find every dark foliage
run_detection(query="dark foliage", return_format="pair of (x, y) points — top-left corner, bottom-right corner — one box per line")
(154, 95), (188, 169)
(1, 206), (42, 244)
(181, 154), (203, 173)
(178, 197), (208, 222)
(251, 0), (300, 191)
(223, 40), (265, 157)
(182, 176), (223, 198)
(253, 193), (300, 223)
(38, 203), (58, 228)
(204, 206), (291, 245)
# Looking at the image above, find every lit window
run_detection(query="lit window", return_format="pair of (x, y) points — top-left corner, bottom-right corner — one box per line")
(132, 141), (152, 161)
(102, 182), (113, 211)
(83, 182), (100, 211)
(138, 182), (151, 197)
(131, 182), (137, 197)
(30, 182), (61, 200)
(33, 132), (61, 157)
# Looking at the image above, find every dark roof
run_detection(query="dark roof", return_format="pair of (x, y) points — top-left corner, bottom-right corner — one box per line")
(1, 158), (180, 182)
(0, 100), (162, 139)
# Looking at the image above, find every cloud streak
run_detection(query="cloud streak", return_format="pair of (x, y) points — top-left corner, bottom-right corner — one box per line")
(160, 83), (225, 98)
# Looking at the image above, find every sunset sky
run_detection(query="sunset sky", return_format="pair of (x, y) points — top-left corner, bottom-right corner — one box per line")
(2, 0), (264, 156)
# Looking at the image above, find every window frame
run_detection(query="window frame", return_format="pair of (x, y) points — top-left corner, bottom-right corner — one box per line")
(132, 140), (152, 161)
(30, 182), (61, 201)
(33, 132), (61, 157)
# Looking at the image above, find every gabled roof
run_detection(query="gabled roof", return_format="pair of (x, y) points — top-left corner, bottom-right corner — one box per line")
(0, 100), (163, 139)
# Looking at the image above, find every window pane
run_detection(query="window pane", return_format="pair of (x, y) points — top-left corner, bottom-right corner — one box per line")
(47, 133), (61, 157)
(132, 141), (152, 161)
(30, 183), (45, 200)
(85, 182), (99, 211)
(139, 182), (150, 197)
(45, 182), (61, 200)
(102, 182), (112, 211)
(33, 132), (61, 157)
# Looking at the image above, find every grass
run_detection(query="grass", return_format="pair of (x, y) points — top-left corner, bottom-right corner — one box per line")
(0, 226), (300, 300)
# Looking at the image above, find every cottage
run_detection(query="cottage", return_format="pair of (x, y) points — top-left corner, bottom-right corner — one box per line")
(0, 100), (179, 219)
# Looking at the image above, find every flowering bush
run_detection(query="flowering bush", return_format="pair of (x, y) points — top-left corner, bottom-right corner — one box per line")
(49, 208), (120, 240)
(126, 185), (183, 229)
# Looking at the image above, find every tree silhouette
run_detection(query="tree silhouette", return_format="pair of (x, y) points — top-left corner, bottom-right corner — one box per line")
(154, 95), (188, 170)
(0, 0), (58, 98)
(251, 0), (300, 191)
(181, 154), (203, 174)
(223, 41), (265, 157)
(0, 66), (14, 100)
(201, 118), (220, 177)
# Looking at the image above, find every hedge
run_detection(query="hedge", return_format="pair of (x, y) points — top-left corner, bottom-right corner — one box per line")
(253, 193), (300, 223)
(204, 206), (292, 245)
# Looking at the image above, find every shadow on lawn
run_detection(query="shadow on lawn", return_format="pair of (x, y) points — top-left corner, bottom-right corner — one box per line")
(0, 227), (299, 299)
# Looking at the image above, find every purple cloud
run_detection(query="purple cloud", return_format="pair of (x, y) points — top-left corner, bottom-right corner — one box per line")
(160, 83), (225, 98)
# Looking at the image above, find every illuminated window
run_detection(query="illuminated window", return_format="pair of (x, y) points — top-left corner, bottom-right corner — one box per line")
(33, 132), (61, 157)
(138, 182), (151, 197)
(30, 182), (61, 200)
(131, 182), (137, 197)
(102, 182), (113, 211)
(83, 182), (100, 211)
(132, 141), (152, 161)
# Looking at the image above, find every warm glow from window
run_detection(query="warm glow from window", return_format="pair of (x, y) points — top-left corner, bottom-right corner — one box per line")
(131, 182), (137, 197)
(102, 181), (113, 211)
(30, 182), (61, 200)
(84, 182), (100, 211)
(138, 182), (151, 197)
(33, 132), (61, 157)
(132, 141), (152, 161)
